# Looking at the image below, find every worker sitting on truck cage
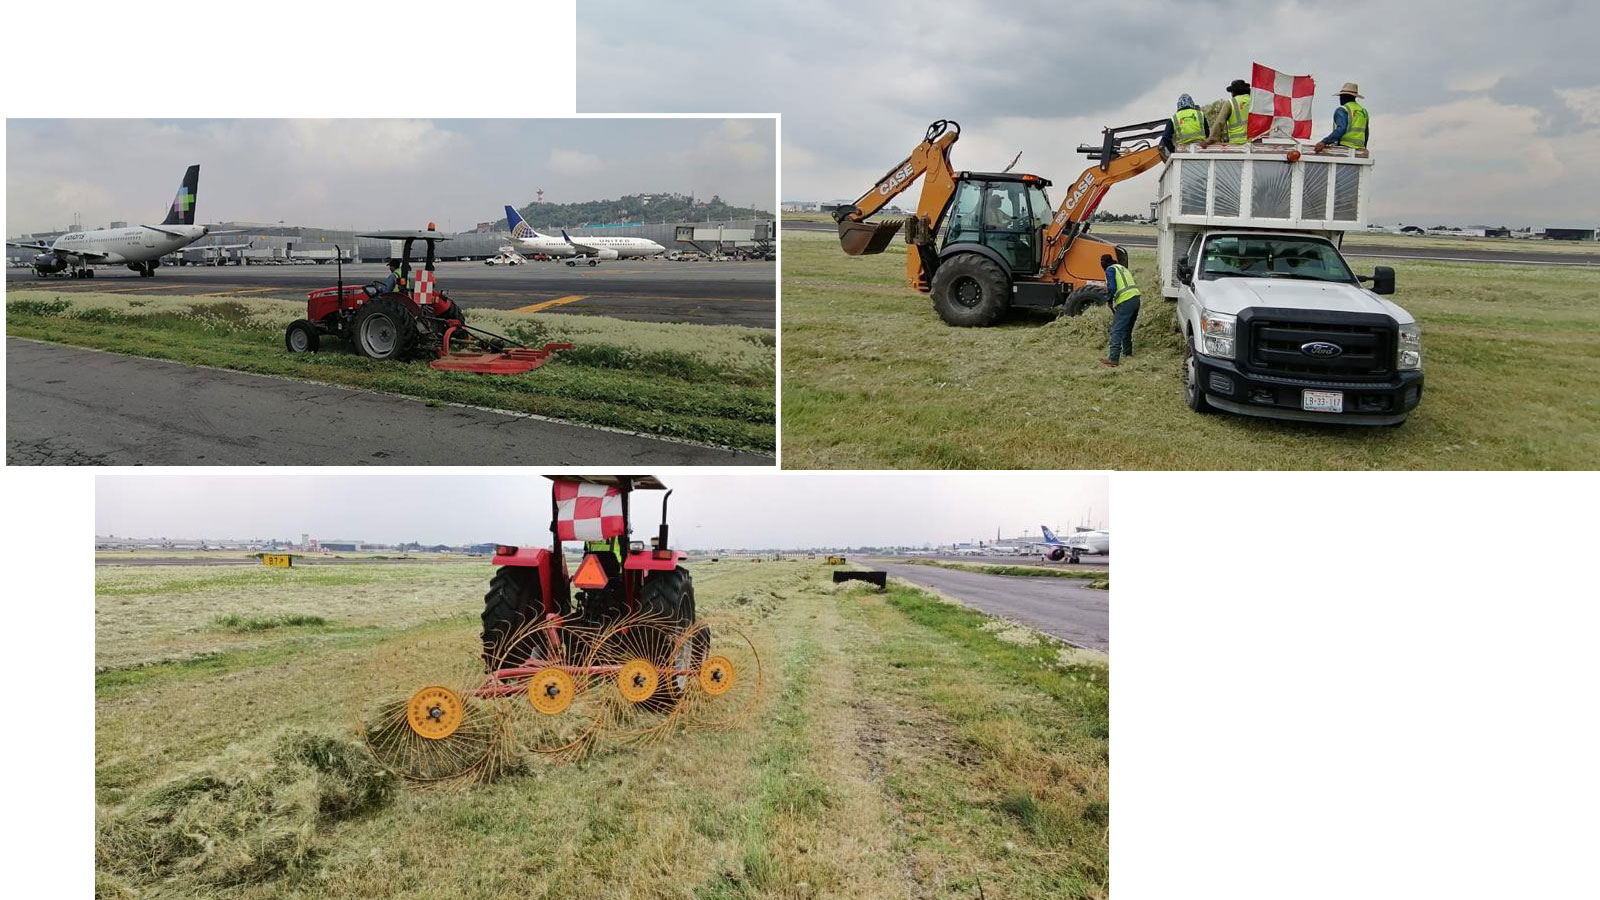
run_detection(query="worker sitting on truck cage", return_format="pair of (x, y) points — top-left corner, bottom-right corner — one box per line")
(1164, 94), (1208, 146)
(1099, 254), (1142, 368)
(1198, 80), (1252, 147)
(1314, 82), (1369, 152)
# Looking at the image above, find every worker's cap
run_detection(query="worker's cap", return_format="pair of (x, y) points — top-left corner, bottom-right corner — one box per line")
(1227, 79), (1249, 93)
(1333, 82), (1363, 97)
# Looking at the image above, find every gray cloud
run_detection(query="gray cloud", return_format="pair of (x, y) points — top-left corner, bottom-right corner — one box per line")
(5, 118), (776, 234)
(580, 0), (1600, 225)
(95, 470), (1110, 551)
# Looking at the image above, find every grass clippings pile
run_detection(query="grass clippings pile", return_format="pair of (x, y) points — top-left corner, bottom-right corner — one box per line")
(96, 732), (393, 895)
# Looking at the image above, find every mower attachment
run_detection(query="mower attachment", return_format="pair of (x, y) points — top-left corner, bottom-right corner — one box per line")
(429, 342), (574, 375)
(838, 217), (904, 256)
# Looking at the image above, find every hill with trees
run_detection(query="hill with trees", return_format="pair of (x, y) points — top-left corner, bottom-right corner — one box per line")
(495, 192), (772, 230)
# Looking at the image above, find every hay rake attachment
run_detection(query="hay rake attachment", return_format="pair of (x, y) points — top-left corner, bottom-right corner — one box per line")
(358, 475), (763, 785)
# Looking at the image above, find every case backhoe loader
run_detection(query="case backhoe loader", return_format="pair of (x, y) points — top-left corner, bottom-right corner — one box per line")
(833, 119), (1169, 326)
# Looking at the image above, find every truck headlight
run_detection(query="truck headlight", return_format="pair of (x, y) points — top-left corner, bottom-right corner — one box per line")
(1397, 324), (1422, 370)
(1200, 312), (1236, 358)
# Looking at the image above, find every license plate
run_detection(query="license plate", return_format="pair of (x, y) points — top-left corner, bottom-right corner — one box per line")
(1302, 390), (1344, 413)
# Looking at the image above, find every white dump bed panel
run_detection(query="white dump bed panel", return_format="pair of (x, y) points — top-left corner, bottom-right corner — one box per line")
(1154, 145), (1373, 298)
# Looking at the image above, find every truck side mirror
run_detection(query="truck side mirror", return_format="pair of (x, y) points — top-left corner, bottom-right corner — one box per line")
(1177, 259), (1194, 284)
(1371, 266), (1395, 295)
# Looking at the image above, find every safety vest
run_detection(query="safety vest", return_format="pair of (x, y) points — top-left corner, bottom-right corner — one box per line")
(1107, 263), (1141, 305)
(585, 537), (622, 564)
(1339, 100), (1368, 149)
(1227, 94), (1251, 143)
(1173, 107), (1205, 144)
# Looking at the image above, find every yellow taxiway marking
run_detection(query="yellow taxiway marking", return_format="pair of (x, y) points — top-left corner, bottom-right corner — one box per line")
(39, 284), (177, 294)
(194, 286), (282, 297)
(513, 294), (588, 313)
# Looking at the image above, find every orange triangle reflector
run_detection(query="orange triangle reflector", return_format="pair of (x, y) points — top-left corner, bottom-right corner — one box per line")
(572, 553), (609, 591)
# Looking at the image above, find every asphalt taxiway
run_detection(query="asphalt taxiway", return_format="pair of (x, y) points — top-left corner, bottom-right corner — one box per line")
(6, 257), (776, 328)
(868, 559), (1109, 652)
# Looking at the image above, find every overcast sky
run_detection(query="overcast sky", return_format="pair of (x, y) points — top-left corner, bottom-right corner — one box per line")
(579, 0), (1600, 226)
(5, 118), (775, 234)
(94, 470), (1108, 550)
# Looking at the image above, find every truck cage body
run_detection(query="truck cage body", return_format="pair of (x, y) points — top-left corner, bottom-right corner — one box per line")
(1154, 144), (1374, 298)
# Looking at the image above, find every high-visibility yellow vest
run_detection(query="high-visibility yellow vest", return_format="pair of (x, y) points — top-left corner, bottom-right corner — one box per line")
(1339, 100), (1368, 149)
(1227, 94), (1252, 143)
(585, 537), (623, 564)
(1173, 107), (1205, 144)
(1107, 263), (1141, 305)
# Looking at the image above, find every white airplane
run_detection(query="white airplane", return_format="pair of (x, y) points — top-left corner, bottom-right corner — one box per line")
(8, 165), (225, 278)
(1028, 525), (1110, 563)
(504, 205), (665, 265)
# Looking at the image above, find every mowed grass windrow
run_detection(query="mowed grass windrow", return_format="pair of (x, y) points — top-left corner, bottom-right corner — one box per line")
(95, 558), (1110, 899)
(8, 292), (775, 452)
(780, 228), (1600, 469)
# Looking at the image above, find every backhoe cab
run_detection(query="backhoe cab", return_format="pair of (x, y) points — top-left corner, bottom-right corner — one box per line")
(834, 119), (1169, 326)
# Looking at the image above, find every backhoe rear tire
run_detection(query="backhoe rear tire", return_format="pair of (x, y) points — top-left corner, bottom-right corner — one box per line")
(930, 253), (1009, 327)
(1064, 285), (1108, 317)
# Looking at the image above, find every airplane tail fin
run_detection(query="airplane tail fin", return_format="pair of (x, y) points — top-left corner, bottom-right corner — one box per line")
(560, 228), (574, 244)
(162, 165), (200, 226)
(1041, 525), (1058, 543)
(506, 205), (537, 240)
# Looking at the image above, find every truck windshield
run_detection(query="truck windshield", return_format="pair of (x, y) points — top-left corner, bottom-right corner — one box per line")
(1200, 235), (1355, 283)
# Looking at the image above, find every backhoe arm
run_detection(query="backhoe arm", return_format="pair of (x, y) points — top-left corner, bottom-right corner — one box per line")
(834, 120), (961, 291)
(1041, 120), (1169, 282)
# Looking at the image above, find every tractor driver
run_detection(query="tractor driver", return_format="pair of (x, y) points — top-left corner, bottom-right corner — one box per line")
(381, 257), (407, 295)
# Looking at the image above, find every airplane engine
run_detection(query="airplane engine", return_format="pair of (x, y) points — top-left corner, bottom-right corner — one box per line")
(1046, 547), (1066, 562)
(597, 249), (619, 260)
(32, 253), (69, 276)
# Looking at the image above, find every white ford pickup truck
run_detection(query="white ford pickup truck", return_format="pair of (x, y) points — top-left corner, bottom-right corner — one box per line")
(1155, 144), (1423, 425)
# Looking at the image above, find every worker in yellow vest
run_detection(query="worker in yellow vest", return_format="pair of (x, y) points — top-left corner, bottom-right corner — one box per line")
(1099, 253), (1142, 367)
(1314, 82), (1369, 153)
(1163, 94), (1207, 147)
(1199, 79), (1253, 146)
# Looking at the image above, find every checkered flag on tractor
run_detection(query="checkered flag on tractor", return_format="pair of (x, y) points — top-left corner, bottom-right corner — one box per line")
(553, 479), (626, 541)
(1249, 63), (1316, 140)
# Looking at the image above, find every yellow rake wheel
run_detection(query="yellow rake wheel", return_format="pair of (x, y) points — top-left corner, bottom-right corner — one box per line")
(528, 668), (576, 716)
(616, 657), (659, 704)
(698, 655), (736, 696)
(406, 685), (464, 740)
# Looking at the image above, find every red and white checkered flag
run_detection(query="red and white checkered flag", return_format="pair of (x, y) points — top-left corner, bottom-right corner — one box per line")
(553, 479), (625, 541)
(1249, 63), (1315, 140)
(411, 269), (437, 305)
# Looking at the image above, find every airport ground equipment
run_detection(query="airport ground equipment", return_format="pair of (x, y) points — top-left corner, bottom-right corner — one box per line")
(1157, 143), (1423, 425)
(826, 555), (847, 565)
(361, 475), (761, 784)
(284, 227), (572, 375)
(833, 119), (1169, 326)
(833, 570), (887, 590)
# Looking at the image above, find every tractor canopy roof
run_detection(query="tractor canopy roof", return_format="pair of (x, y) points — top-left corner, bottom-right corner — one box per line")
(544, 475), (668, 491)
(356, 231), (453, 242)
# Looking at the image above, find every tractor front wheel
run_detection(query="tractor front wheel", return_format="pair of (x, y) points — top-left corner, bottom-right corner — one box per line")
(352, 297), (416, 360)
(284, 319), (320, 353)
(930, 253), (1009, 327)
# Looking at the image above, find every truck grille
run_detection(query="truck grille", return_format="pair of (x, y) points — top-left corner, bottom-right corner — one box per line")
(1245, 317), (1394, 380)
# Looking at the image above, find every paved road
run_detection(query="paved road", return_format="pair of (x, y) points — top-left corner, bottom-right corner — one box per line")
(6, 338), (771, 466)
(868, 559), (1109, 652)
(783, 221), (1599, 267)
(6, 258), (776, 328)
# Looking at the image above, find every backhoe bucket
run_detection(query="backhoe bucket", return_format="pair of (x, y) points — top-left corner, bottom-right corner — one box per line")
(838, 218), (903, 256)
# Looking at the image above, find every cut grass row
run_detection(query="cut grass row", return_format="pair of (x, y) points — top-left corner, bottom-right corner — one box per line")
(8, 291), (774, 451)
(96, 560), (1108, 898)
(780, 230), (1600, 469)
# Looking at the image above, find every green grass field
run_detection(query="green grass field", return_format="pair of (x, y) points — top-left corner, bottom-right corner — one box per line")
(95, 559), (1109, 899)
(780, 230), (1600, 469)
(7, 292), (774, 452)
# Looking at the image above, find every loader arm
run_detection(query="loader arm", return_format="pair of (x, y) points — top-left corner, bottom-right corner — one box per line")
(1040, 119), (1170, 285)
(833, 119), (962, 292)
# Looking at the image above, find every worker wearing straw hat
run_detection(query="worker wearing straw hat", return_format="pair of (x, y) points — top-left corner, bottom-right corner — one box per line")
(1314, 82), (1369, 152)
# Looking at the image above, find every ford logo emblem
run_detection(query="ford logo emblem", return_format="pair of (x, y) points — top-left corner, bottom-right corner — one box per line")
(1301, 341), (1343, 358)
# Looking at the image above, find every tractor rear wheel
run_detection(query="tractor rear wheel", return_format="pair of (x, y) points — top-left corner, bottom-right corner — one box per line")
(637, 567), (705, 701)
(930, 253), (1009, 327)
(352, 296), (416, 360)
(482, 567), (554, 669)
(285, 319), (320, 353)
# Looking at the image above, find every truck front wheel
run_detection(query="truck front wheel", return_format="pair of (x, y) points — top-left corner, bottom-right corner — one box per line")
(1183, 333), (1215, 414)
(930, 254), (1009, 327)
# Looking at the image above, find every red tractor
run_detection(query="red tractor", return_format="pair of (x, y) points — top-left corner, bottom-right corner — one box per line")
(363, 475), (759, 783)
(285, 225), (570, 375)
